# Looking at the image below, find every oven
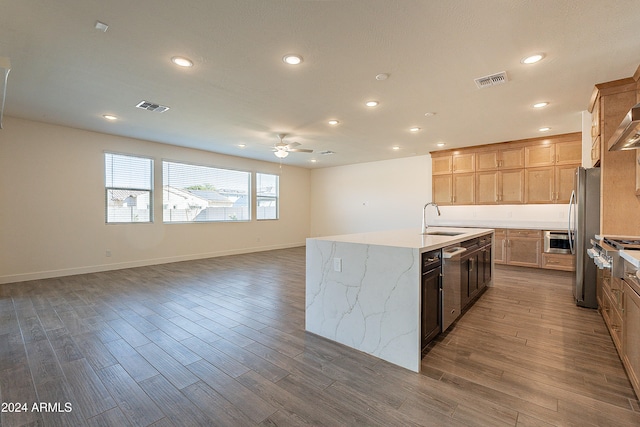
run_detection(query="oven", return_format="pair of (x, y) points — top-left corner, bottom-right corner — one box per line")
(544, 231), (571, 254)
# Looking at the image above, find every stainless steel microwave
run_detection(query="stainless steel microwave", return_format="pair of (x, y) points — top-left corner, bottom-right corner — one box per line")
(544, 231), (571, 254)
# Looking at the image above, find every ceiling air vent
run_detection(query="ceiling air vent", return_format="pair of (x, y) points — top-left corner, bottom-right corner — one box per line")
(135, 100), (170, 113)
(320, 150), (335, 155)
(474, 71), (508, 89)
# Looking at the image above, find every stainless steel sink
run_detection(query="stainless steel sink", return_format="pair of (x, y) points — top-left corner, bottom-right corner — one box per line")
(422, 231), (464, 236)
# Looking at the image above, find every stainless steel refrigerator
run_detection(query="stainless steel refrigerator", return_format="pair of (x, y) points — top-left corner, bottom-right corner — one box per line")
(568, 167), (601, 308)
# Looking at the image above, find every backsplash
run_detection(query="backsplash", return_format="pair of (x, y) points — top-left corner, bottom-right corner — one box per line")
(429, 204), (569, 230)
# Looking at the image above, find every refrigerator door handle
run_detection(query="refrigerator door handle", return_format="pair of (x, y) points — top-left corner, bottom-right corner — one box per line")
(568, 190), (576, 254)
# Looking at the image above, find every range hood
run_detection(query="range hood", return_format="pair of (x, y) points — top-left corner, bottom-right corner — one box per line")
(608, 102), (640, 151)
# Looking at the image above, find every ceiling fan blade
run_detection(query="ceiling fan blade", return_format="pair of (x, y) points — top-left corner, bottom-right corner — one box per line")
(288, 148), (313, 153)
(286, 141), (301, 148)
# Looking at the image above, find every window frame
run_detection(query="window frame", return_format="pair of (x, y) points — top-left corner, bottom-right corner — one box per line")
(256, 172), (279, 221)
(104, 152), (154, 224)
(162, 159), (251, 224)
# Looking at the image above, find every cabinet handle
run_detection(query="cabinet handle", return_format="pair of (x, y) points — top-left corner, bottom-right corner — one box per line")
(469, 259), (474, 272)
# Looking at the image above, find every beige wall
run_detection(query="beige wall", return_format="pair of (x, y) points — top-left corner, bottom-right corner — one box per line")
(309, 156), (432, 236)
(0, 117), (311, 284)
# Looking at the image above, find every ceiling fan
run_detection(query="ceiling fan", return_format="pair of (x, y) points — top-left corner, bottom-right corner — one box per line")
(273, 133), (313, 158)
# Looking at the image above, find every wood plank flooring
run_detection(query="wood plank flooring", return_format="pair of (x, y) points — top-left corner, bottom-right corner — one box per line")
(1, 247), (638, 426)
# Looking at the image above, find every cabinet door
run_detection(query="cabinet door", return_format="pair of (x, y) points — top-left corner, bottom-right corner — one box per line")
(525, 144), (555, 167)
(500, 169), (525, 204)
(500, 147), (525, 169)
(555, 140), (582, 165)
(507, 237), (541, 267)
(525, 167), (554, 203)
(555, 164), (579, 203)
(476, 171), (499, 204)
(432, 155), (452, 175)
(494, 229), (507, 264)
(452, 153), (475, 173)
(433, 175), (452, 205)
(623, 282), (640, 398)
(453, 173), (475, 204)
(421, 267), (442, 351)
(476, 150), (499, 171)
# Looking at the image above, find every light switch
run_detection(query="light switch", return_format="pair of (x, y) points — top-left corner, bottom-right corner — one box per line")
(333, 257), (342, 272)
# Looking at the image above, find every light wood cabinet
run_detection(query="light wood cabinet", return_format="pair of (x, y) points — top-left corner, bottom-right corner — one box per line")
(623, 281), (640, 399)
(433, 173), (475, 205)
(476, 146), (525, 171)
(506, 229), (542, 268)
(541, 253), (575, 271)
(476, 170), (524, 204)
(432, 155), (452, 175)
(525, 143), (556, 167)
(452, 152), (475, 173)
(452, 173), (475, 204)
(524, 163), (579, 204)
(525, 167), (554, 203)
(493, 229), (507, 264)
(555, 164), (578, 203)
(431, 132), (580, 206)
(432, 174), (452, 205)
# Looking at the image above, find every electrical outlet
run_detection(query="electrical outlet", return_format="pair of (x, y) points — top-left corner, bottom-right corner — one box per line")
(106, 249), (112, 257)
(333, 257), (342, 272)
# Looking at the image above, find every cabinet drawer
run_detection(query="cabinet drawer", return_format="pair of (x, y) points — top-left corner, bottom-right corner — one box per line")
(507, 229), (542, 238)
(541, 253), (575, 271)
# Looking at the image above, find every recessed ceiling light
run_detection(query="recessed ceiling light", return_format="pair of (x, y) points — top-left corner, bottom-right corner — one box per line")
(409, 127), (421, 132)
(310, 159), (317, 163)
(539, 127), (551, 132)
(392, 146), (400, 150)
(103, 114), (118, 121)
(365, 100), (379, 107)
(424, 112), (436, 117)
(521, 53), (545, 64)
(171, 56), (193, 67)
(533, 102), (549, 108)
(238, 144), (246, 148)
(328, 119), (339, 125)
(375, 73), (389, 81)
(282, 54), (303, 65)
(436, 142), (446, 147)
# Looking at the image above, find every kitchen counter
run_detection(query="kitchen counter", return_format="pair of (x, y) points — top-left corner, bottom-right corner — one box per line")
(306, 226), (494, 372)
(621, 249), (640, 269)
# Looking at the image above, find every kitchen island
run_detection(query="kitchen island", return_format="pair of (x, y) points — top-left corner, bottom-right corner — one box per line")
(306, 227), (494, 372)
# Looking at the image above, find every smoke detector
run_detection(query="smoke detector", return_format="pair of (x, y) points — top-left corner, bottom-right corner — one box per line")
(474, 71), (508, 89)
(135, 100), (170, 113)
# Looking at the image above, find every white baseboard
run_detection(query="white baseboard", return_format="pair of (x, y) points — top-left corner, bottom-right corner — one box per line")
(0, 242), (305, 285)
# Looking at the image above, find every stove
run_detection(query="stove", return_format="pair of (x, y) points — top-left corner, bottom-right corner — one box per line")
(603, 237), (640, 251)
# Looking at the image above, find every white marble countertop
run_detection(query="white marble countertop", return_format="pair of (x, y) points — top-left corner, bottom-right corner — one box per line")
(309, 227), (494, 251)
(620, 249), (640, 269)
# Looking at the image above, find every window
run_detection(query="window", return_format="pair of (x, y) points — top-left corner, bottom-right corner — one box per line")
(105, 153), (153, 223)
(163, 161), (250, 222)
(257, 173), (279, 220)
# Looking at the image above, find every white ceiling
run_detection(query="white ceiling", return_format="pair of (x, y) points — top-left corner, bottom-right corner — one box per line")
(2, 0), (640, 168)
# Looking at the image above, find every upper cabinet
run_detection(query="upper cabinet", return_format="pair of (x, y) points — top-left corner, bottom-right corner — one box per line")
(452, 152), (475, 173)
(431, 132), (581, 206)
(476, 146), (524, 171)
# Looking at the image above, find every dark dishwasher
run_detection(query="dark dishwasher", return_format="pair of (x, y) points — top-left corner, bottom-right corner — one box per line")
(421, 248), (442, 354)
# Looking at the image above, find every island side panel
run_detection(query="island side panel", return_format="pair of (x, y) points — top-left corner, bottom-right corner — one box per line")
(305, 238), (421, 372)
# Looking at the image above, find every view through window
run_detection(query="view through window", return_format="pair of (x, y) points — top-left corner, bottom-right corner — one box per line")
(105, 153), (153, 223)
(162, 161), (250, 222)
(257, 173), (279, 220)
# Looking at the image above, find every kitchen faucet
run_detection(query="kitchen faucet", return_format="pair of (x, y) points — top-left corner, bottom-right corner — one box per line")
(422, 202), (441, 233)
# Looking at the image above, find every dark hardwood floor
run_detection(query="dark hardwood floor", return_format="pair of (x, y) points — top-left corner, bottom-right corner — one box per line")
(1, 247), (638, 426)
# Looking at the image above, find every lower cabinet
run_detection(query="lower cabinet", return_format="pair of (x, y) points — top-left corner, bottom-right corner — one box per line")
(542, 253), (576, 271)
(623, 281), (640, 398)
(506, 230), (542, 267)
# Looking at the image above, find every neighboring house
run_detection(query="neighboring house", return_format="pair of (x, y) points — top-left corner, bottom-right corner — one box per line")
(186, 189), (234, 207)
(163, 186), (247, 222)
